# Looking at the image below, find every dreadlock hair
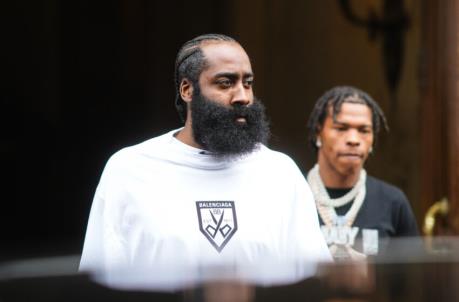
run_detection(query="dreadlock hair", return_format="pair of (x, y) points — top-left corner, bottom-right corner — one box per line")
(174, 34), (237, 123)
(306, 85), (389, 153)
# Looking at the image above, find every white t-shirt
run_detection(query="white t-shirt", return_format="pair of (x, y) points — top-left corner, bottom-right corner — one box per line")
(80, 129), (331, 289)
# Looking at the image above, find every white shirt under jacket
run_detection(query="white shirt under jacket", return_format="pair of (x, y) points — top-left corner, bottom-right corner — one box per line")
(80, 129), (331, 289)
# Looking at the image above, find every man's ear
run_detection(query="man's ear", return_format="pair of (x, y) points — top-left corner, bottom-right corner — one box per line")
(315, 126), (322, 139)
(180, 79), (193, 103)
(314, 127), (322, 148)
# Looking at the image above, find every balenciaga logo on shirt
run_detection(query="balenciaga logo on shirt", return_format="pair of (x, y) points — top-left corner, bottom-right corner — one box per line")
(196, 201), (238, 253)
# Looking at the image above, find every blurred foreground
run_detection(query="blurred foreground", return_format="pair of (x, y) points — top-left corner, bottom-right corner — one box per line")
(1, 237), (459, 301)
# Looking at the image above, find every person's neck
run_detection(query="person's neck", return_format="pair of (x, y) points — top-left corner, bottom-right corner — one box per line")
(175, 121), (201, 149)
(317, 162), (361, 189)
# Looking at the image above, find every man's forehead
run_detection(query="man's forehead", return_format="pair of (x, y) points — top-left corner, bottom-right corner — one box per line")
(200, 41), (252, 73)
(327, 102), (373, 124)
(327, 100), (370, 113)
(200, 40), (245, 54)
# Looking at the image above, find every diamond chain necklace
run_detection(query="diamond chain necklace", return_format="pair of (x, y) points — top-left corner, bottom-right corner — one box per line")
(307, 164), (366, 227)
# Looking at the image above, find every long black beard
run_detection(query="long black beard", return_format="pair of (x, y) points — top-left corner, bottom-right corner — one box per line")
(191, 91), (270, 159)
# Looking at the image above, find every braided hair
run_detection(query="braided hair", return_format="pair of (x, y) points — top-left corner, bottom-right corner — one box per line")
(306, 85), (389, 152)
(174, 34), (236, 122)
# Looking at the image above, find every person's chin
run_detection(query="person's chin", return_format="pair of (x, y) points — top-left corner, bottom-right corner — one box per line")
(338, 161), (364, 175)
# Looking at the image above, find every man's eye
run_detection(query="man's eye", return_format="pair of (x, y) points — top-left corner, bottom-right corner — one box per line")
(217, 80), (232, 88)
(244, 79), (254, 87)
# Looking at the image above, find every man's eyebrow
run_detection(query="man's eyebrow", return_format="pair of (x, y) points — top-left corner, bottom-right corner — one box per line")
(333, 120), (372, 128)
(213, 72), (254, 78)
(214, 72), (237, 79)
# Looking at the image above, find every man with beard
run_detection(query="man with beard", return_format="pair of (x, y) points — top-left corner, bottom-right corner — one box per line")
(306, 86), (419, 260)
(80, 34), (331, 288)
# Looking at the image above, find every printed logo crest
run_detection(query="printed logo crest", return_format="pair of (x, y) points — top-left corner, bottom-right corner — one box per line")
(196, 201), (238, 252)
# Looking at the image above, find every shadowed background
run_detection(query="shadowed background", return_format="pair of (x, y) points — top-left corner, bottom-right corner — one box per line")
(1, 0), (422, 260)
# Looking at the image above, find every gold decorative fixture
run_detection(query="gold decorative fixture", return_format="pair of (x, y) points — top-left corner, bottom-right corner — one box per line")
(423, 197), (449, 236)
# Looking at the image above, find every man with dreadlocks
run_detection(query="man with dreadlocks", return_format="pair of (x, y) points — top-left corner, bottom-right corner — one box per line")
(79, 34), (331, 287)
(306, 85), (418, 259)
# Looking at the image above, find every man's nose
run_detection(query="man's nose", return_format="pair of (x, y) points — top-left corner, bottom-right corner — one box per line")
(230, 83), (252, 106)
(346, 130), (361, 146)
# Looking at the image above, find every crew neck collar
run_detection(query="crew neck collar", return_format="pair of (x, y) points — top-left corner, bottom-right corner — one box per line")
(167, 129), (257, 170)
